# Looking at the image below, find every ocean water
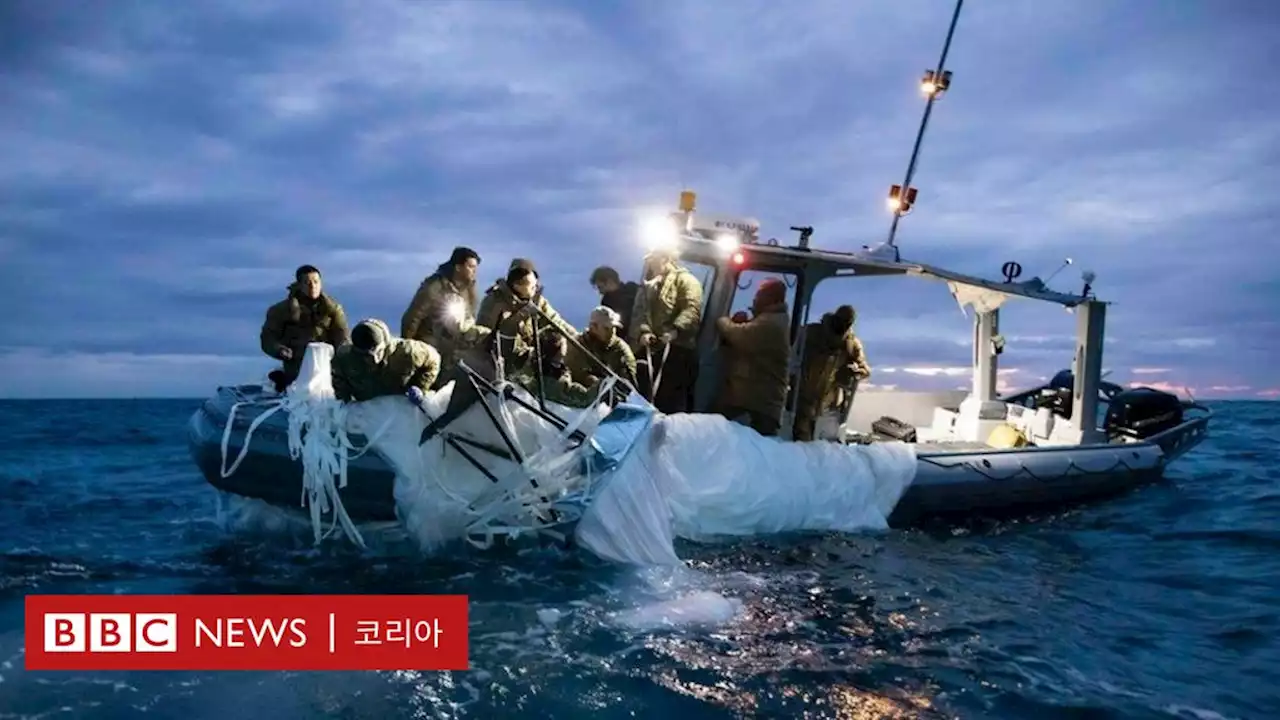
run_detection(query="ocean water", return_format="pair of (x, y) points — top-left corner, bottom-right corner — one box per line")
(1, 399), (1277, 719)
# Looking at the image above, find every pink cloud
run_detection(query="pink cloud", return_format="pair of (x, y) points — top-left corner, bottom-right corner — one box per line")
(1124, 381), (1268, 400)
(1129, 380), (1193, 397)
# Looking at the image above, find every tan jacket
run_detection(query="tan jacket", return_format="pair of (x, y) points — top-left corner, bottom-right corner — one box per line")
(632, 266), (704, 349)
(797, 320), (871, 417)
(400, 272), (487, 371)
(714, 305), (792, 419)
(475, 280), (577, 372)
(565, 331), (638, 389)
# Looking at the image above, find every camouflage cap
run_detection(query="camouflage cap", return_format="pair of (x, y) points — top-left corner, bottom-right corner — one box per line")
(352, 318), (392, 354)
(589, 305), (622, 328)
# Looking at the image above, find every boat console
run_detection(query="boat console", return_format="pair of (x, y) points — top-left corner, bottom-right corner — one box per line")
(630, 189), (1210, 457)
(843, 387), (1085, 449)
(840, 375), (1194, 452)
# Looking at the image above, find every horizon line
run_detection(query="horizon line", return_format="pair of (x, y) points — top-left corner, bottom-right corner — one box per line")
(0, 395), (1273, 403)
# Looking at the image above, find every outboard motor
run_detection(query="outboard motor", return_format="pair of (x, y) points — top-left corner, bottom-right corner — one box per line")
(1036, 369), (1126, 420)
(1103, 387), (1185, 440)
(1035, 369), (1076, 419)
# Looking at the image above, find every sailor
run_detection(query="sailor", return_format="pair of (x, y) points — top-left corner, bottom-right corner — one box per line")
(260, 264), (350, 392)
(712, 278), (791, 437)
(331, 319), (441, 403)
(631, 248), (704, 413)
(793, 305), (872, 442)
(399, 246), (487, 385)
(476, 259), (577, 376)
(565, 305), (638, 399)
(589, 265), (641, 339)
(511, 332), (602, 409)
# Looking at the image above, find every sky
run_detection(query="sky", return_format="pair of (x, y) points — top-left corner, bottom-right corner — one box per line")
(1, 0), (1277, 400)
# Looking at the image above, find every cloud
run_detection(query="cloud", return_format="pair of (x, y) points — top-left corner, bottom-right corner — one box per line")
(1, 0), (1277, 398)
(1128, 380), (1194, 398)
(0, 347), (268, 399)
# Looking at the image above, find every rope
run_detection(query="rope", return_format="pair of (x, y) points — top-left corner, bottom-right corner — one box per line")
(217, 388), (399, 550)
(462, 381), (611, 540)
(220, 368), (623, 553)
(645, 342), (672, 401)
(461, 375), (619, 549)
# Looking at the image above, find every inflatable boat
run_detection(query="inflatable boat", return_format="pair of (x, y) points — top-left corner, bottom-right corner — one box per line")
(188, 369), (1211, 533)
(187, 192), (1214, 551)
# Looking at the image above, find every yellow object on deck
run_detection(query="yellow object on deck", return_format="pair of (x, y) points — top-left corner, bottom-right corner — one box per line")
(988, 423), (1029, 449)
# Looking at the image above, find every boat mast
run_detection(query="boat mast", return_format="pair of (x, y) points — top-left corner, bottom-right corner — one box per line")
(884, 0), (966, 256)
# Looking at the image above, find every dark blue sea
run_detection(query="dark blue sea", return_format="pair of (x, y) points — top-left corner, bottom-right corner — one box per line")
(1, 399), (1277, 719)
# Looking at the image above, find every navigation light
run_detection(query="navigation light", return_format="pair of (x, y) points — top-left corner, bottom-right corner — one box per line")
(921, 69), (952, 97)
(731, 251), (745, 266)
(887, 185), (918, 215)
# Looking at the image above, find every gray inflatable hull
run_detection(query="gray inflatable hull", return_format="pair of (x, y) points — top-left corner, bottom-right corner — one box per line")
(188, 385), (1212, 530)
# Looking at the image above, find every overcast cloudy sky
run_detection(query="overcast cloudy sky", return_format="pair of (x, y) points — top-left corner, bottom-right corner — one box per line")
(2, 0), (1276, 399)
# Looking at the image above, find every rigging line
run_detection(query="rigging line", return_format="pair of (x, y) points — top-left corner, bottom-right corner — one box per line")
(886, 0), (967, 251)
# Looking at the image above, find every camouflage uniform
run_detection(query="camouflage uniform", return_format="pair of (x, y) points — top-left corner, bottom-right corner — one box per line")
(565, 331), (638, 390)
(631, 262), (704, 413)
(631, 265), (703, 349)
(399, 269), (488, 381)
(331, 319), (442, 403)
(476, 280), (577, 375)
(260, 282), (350, 381)
(713, 305), (791, 436)
(793, 315), (872, 442)
(511, 368), (602, 409)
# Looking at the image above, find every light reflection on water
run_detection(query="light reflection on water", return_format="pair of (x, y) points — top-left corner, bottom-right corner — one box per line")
(1, 399), (1278, 717)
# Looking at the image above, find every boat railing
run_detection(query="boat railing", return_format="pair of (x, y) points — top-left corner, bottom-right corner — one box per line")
(1143, 402), (1213, 463)
(219, 383), (279, 406)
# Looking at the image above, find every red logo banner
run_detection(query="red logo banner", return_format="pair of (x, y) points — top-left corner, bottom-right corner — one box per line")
(25, 594), (469, 671)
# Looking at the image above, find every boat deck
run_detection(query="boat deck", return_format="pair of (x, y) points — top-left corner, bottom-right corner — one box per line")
(847, 432), (993, 453)
(913, 440), (993, 452)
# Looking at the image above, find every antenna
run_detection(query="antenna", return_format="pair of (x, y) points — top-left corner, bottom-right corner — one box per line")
(885, 0), (967, 252)
(1043, 257), (1073, 285)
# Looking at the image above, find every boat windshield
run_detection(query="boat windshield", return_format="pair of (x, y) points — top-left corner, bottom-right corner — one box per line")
(682, 259), (718, 314)
(727, 268), (802, 340)
(727, 269), (798, 315)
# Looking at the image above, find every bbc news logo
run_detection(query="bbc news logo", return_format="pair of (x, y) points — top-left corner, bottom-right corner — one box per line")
(25, 594), (468, 671)
(45, 613), (177, 653)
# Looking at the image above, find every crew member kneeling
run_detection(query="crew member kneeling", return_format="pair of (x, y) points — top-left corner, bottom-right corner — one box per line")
(331, 319), (441, 403)
(512, 333), (602, 409)
(566, 306), (638, 393)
